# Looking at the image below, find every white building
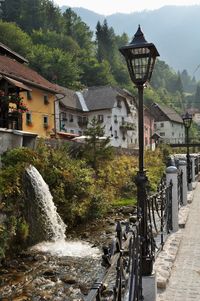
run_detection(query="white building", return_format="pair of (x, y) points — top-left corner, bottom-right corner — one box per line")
(152, 103), (185, 144)
(56, 86), (138, 149)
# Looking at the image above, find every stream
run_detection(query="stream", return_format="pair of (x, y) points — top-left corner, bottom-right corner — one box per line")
(0, 165), (134, 301)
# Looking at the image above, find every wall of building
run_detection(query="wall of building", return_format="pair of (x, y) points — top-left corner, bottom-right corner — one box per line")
(58, 94), (138, 149)
(155, 120), (185, 143)
(21, 88), (55, 138)
(0, 129), (37, 156)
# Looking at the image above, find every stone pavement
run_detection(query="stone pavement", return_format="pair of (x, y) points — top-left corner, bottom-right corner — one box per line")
(156, 182), (200, 301)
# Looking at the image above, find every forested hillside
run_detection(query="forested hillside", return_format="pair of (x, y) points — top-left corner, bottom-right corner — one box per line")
(63, 5), (200, 80)
(0, 0), (199, 112)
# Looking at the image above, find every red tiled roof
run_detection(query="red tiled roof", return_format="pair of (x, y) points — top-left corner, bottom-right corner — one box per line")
(0, 55), (62, 94)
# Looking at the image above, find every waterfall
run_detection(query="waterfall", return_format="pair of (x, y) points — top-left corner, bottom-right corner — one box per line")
(24, 165), (66, 244)
(24, 165), (101, 258)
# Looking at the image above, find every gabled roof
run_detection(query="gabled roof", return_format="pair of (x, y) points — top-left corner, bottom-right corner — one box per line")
(153, 103), (183, 124)
(82, 86), (133, 112)
(56, 86), (82, 111)
(0, 42), (28, 64)
(0, 55), (61, 94)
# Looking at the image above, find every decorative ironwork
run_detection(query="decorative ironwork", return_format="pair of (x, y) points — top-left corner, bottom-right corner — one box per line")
(86, 173), (173, 301)
(146, 175), (173, 251)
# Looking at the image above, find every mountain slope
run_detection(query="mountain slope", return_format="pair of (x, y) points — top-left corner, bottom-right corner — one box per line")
(61, 5), (200, 79)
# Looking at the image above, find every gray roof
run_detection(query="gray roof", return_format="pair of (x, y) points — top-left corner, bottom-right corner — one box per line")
(57, 86), (82, 111)
(82, 86), (133, 111)
(154, 103), (183, 124)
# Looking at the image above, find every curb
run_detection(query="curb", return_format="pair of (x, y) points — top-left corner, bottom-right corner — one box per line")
(154, 186), (195, 292)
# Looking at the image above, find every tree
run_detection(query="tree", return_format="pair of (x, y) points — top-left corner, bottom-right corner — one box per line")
(81, 117), (114, 170)
(194, 84), (200, 109)
(0, 21), (33, 57)
(63, 8), (93, 51)
(80, 58), (116, 86)
(31, 29), (80, 53)
(29, 45), (81, 88)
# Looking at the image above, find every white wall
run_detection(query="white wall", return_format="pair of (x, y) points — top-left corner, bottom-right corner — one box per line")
(155, 120), (185, 143)
(58, 97), (138, 149)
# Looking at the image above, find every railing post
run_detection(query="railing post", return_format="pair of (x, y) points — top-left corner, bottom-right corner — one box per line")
(191, 155), (196, 183)
(166, 166), (179, 232)
(178, 160), (187, 206)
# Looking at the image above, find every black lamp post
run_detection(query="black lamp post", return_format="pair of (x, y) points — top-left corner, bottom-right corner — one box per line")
(119, 25), (159, 276)
(182, 112), (192, 189)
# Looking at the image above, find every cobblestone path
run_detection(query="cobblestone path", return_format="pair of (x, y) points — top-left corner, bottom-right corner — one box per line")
(158, 182), (200, 301)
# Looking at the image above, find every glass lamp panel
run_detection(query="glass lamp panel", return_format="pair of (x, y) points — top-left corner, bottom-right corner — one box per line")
(183, 119), (192, 128)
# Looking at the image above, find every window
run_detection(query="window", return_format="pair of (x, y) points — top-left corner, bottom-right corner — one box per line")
(26, 112), (32, 125)
(69, 114), (73, 122)
(160, 132), (165, 136)
(121, 117), (125, 125)
(114, 115), (118, 123)
(70, 130), (74, 134)
(117, 99), (122, 108)
(114, 130), (118, 139)
(43, 115), (49, 128)
(61, 112), (67, 121)
(172, 132), (174, 136)
(160, 122), (164, 127)
(60, 124), (66, 131)
(44, 95), (49, 104)
(78, 116), (88, 126)
(27, 91), (32, 100)
(98, 115), (104, 123)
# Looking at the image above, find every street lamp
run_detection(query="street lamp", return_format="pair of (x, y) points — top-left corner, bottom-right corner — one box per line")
(119, 25), (159, 276)
(182, 112), (193, 190)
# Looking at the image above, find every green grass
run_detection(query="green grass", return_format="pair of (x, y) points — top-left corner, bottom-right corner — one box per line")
(111, 198), (137, 207)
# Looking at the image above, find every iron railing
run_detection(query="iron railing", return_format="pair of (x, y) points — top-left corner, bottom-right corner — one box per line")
(85, 219), (143, 301)
(147, 175), (173, 251)
(0, 113), (22, 130)
(86, 173), (173, 301)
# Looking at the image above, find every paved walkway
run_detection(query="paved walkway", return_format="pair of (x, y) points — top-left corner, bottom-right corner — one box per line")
(158, 182), (200, 301)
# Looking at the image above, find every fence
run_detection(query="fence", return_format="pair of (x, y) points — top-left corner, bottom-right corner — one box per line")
(85, 172), (174, 301)
(85, 153), (199, 301)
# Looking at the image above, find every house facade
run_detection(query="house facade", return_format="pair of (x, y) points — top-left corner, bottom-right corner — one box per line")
(151, 103), (185, 144)
(0, 42), (61, 138)
(56, 86), (138, 149)
(144, 106), (155, 149)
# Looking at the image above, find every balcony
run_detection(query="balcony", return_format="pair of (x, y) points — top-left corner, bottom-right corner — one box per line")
(0, 111), (22, 130)
(120, 121), (136, 132)
(78, 119), (88, 127)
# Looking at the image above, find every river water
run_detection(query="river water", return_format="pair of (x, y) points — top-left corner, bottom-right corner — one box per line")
(0, 166), (132, 300)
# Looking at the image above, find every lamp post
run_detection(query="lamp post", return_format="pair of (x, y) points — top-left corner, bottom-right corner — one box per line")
(119, 26), (159, 276)
(182, 112), (192, 190)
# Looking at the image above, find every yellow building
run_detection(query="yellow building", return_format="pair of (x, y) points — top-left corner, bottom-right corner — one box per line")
(0, 42), (62, 137)
(21, 88), (57, 137)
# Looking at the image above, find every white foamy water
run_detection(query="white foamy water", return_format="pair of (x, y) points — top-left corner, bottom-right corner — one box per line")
(31, 239), (101, 258)
(26, 166), (66, 241)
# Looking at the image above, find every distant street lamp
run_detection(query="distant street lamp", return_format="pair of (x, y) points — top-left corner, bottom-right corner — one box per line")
(182, 112), (193, 190)
(119, 25), (159, 276)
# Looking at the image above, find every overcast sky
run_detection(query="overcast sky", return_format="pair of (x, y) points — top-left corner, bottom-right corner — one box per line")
(54, 0), (200, 15)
